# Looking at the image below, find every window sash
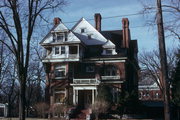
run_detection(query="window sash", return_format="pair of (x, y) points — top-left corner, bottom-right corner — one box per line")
(55, 68), (65, 77)
(57, 34), (64, 42)
(106, 50), (112, 54)
(55, 47), (59, 54)
(61, 46), (65, 54)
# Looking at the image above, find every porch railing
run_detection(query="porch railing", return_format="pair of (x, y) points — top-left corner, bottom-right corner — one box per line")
(73, 78), (100, 84)
(101, 75), (120, 80)
(68, 54), (79, 58)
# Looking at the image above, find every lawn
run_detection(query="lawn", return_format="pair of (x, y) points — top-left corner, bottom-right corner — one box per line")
(0, 118), (162, 120)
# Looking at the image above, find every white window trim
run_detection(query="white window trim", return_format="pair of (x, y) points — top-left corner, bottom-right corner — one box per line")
(60, 46), (66, 55)
(81, 28), (86, 33)
(54, 65), (66, 78)
(52, 32), (66, 42)
(54, 46), (66, 55)
(105, 49), (113, 55)
(54, 47), (60, 55)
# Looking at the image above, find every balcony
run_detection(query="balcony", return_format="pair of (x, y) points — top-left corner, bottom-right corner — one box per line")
(73, 78), (100, 84)
(68, 54), (79, 58)
(101, 76), (120, 80)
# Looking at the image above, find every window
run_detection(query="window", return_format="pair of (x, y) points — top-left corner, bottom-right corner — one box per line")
(69, 46), (78, 54)
(55, 92), (65, 103)
(54, 66), (66, 77)
(86, 66), (95, 72)
(53, 33), (56, 42)
(139, 92), (143, 99)
(65, 32), (68, 41)
(61, 46), (65, 54)
(55, 47), (59, 55)
(104, 66), (117, 76)
(52, 32), (68, 42)
(106, 49), (112, 54)
(155, 92), (159, 98)
(57, 33), (64, 42)
(81, 28), (86, 33)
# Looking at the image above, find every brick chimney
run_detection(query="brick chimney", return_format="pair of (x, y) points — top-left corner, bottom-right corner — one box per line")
(94, 13), (102, 31)
(53, 17), (61, 26)
(122, 18), (131, 48)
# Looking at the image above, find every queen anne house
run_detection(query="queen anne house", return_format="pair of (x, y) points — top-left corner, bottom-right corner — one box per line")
(40, 13), (139, 112)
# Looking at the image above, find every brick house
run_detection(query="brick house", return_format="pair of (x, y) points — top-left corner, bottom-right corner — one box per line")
(139, 82), (163, 101)
(40, 13), (139, 110)
(138, 72), (163, 101)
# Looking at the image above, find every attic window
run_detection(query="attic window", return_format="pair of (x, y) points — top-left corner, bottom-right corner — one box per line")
(53, 33), (56, 42)
(81, 28), (86, 33)
(106, 49), (112, 54)
(57, 33), (64, 42)
(65, 32), (68, 41)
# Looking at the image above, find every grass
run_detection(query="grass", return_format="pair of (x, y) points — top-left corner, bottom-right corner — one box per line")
(0, 118), (162, 120)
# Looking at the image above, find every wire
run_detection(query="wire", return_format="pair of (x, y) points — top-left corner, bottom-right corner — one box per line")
(40, 11), (156, 26)
(64, 11), (156, 24)
(42, 11), (179, 29)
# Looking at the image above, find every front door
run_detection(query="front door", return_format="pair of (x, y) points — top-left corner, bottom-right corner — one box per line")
(78, 90), (92, 108)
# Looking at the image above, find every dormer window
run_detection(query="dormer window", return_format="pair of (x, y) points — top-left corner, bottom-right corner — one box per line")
(57, 33), (64, 42)
(53, 33), (56, 42)
(106, 49), (112, 54)
(65, 32), (68, 41)
(52, 32), (68, 42)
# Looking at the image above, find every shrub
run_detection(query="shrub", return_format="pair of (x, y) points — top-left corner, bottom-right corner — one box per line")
(91, 99), (109, 120)
(50, 104), (68, 118)
(34, 102), (49, 118)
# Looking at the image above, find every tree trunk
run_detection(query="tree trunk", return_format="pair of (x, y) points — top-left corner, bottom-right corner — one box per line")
(7, 102), (11, 117)
(19, 77), (26, 120)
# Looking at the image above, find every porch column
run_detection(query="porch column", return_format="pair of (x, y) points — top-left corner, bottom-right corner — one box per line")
(92, 90), (95, 104)
(75, 90), (78, 104)
(95, 88), (98, 97)
(73, 89), (76, 105)
(77, 45), (79, 57)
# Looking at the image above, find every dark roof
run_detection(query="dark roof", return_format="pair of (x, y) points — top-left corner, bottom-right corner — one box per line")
(101, 30), (123, 52)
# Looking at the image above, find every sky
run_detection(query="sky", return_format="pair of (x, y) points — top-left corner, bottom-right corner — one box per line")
(48, 0), (179, 52)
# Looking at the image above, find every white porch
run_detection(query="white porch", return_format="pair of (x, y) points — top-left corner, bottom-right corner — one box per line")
(72, 86), (97, 106)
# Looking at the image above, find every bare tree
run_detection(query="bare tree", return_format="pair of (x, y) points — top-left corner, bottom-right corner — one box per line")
(26, 48), (45, 117)
(139, 0), (180, 40)
(0, 0), (67, 120)
(91, 99), (109, 120)
(0, 34), (19, 117)
(139, 48), (177, 93)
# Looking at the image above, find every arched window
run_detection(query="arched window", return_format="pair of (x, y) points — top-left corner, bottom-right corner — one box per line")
(104, 65), (117, 76)
(54, 65), (66, 78)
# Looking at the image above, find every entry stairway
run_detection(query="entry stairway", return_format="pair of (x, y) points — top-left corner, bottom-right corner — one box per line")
(70, 107), (91, 120)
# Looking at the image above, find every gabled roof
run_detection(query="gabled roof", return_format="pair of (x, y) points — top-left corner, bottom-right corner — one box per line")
(39, 25), (57, 44)
(71, 18), (109, 45)
(40, 22), (82, 45)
